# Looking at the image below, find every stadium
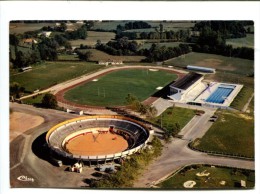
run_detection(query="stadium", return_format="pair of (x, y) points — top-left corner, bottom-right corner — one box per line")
(46, 115), (152, 163)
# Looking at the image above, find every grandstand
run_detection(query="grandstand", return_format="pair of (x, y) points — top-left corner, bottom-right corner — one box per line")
(46, 115), (151, 163)
(168, 72), (204, 101)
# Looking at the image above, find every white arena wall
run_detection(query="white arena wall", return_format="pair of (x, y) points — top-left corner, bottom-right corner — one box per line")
(46, 115), (151, 162)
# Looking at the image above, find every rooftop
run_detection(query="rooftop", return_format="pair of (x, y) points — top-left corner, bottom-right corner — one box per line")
(170, 72), (203, 90)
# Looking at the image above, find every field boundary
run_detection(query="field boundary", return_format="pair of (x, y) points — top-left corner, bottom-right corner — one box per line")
(188, 139), (254, 161)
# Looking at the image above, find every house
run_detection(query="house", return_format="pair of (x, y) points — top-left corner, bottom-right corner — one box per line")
(23, 38), (38, 45)
(38, 31), (52, 38)
(21, 66), (32, 72)
(98, 60), (123, 66)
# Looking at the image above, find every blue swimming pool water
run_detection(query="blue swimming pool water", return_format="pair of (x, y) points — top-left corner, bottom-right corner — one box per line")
(206, 86), (234, 104)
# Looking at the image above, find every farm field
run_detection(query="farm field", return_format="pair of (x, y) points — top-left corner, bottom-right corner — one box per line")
(69, 31), (115, 47)
(92, 21), (127, 31)
(226, 34), (254, 48)
(149, 107), (195, 130)
(10, 22), (54, 34)
(10, 61), (105, 92)
(138, 42), (187, 50)
(64, 69), (178, 106)
(148, 21), (195, 31)
(91, 21), (194, 32)
(77, 49), (146, 62)
(193, 110), (254, 158)
(157, 165), (254, 189)
(165, 52), (254, 76)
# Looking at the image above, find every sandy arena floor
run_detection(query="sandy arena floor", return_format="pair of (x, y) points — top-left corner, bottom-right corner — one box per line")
(10, 111), (44, 141)
(65, 131), (128, 156)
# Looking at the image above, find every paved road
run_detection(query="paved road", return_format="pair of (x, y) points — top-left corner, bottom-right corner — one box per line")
(10, 103), (254, 188)
(10, 103), (95, 188)
(133, 104), (255, 188)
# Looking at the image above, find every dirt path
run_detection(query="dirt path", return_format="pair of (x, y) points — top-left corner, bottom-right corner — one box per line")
(10, 112), (44, 141)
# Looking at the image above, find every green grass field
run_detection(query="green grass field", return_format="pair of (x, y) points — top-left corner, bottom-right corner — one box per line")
(64, 69), (178, 106)
(92, 21), (127, 31)
(69, 31), (115, 46)
(149, 107), (195, 130)
(87, 49), (145, 62)
(226, 34), (254, 48)
(22, 93), (45, 104)
(165, 52), (254, 76)
(230, 86), (254, 111)
(193, 110), (254, 158)
(157, 165), (254, 189)
(10, 61), (105, 92)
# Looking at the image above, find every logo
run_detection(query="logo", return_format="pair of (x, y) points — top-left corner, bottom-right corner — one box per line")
(17, 175), (34, 182)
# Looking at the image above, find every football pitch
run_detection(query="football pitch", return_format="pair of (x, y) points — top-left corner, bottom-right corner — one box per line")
(64, 69), (178, 106)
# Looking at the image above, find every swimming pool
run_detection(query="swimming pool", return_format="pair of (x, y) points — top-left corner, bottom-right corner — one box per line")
(206, 85), (235, 104)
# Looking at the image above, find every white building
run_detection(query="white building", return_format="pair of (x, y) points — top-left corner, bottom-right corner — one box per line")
(187, 65), (216, 73)
(169, 72), (204, 101)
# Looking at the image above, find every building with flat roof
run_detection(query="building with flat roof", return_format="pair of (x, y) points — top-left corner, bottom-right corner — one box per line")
(187, 65), (216, 73)
(169, 72), (203, 101)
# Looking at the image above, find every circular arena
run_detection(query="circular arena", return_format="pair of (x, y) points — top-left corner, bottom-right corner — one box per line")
(46, 115), (151, 162)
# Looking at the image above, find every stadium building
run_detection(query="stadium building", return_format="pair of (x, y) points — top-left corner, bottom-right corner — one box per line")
(46, 115), (152, 164)
(168, 72), (243, 109)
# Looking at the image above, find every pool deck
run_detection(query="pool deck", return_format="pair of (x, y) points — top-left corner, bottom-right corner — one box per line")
(194, 82), (243, 108)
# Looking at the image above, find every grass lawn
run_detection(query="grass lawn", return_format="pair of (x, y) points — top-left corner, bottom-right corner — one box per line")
(230, 86), (254, 111)
(69, 31), (115, 47)
(157, 165), (255, 189)
(165, 52), (254, 76)
(226, 34), (254, 48)
(10, 61), (105, 92)
(78, 49), (146, 62)
(57, 54), (79, 61)
(64, 69), (178, 106)
(149, 107), (195, 130)
(22, 93), (45, 104)
(193, 110), (254, 158)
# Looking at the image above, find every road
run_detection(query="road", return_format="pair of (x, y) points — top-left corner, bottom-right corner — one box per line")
(10, 103), (96, 188)
(133, 103), (255, 188)
(10, 102), (254, 188)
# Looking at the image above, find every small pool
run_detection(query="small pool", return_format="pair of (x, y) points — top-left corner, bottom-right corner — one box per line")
(206, 85), (235, 104)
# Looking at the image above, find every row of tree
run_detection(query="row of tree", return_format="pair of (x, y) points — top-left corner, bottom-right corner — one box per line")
(125, 93), (157, 118)
(192, 22), (254, 60)
(140, 43), (191, 62)
(117, 21), (151, 31)
(192, 21), (251, 39)
(116, 29), (190, 41)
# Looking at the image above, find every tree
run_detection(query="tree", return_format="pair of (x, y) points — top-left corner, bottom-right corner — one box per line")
(10, 82), (25, 99)
(41, 93), (57, 108)
(9, 34), (20, 46)
(78, 51), (92, 61)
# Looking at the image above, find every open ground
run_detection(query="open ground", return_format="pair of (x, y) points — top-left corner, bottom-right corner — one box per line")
(65, 130), (128, 156)
(64, 68), (178, 106)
